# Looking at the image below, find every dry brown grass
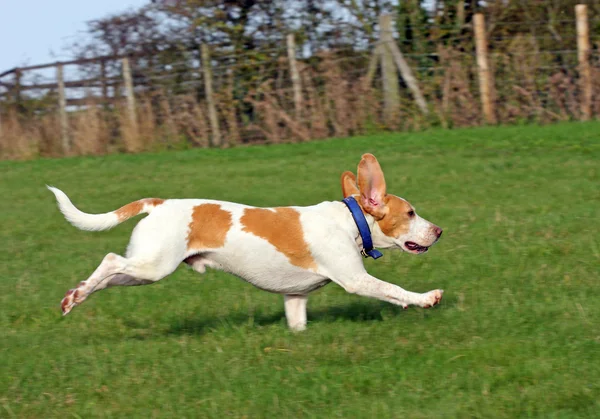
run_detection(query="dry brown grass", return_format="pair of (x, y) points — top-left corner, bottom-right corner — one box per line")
(1, 46), (598, 160)
(0, 111), (40, 159)
(137, 97), (158, 148)
(70, 105), (110, 155)
(434, 47), (480, 127)
(174, 95), (210, 148)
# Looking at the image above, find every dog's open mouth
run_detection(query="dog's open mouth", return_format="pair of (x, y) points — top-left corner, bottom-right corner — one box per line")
(405, 241), (429, 254)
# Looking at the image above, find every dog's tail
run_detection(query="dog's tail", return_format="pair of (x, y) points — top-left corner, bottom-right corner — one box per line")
(47, 186), (164, 231)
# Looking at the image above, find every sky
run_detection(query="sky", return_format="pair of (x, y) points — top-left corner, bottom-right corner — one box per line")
(0, 0), (150, 72)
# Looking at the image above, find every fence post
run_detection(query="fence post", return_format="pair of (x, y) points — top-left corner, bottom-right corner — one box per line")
(379, 14), (400, 126)
(287, 34), (303, 118)
(225, 68), (240, 145)
(474, 13), (496, 124)
(56, 64), (70, 153)
(100, 59), (108, 105)
(14, 69), (22, 107)
(365, 46), (382, 88)
(122, 57), (138, 137)
(576, 4), (592, 121)
(201, 44), (222, 147)
(456, 1), (465, 30)
(385, 42), (429, 115)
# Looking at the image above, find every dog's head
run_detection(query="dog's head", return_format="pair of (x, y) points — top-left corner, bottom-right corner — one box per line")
(341, 154), (442, 253)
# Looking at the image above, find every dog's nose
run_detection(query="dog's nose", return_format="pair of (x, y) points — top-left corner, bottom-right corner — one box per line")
(433, 226), (443, 238)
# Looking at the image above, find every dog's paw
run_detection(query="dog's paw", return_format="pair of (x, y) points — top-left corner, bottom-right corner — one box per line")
(60, 282), (87, 316)
(422, 289), (443, 308)
(289, 323), (307, 332)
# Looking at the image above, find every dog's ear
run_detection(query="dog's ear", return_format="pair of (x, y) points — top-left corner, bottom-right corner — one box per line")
(357, 154), (388, 219)
(341, 171), (360, 198)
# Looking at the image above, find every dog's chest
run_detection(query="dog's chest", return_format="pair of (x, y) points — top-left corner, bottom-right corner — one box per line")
(208, 246), (329, 294)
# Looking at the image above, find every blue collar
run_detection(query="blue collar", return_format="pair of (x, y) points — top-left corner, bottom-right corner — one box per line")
(342, 196), (383, 259)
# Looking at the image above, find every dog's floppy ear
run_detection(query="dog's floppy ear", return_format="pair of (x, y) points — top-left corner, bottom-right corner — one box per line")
(357, 153), (388, 219)
(341, 171), (360, 198)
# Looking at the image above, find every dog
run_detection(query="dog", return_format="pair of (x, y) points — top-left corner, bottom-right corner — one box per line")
(48, 153), (443, 331)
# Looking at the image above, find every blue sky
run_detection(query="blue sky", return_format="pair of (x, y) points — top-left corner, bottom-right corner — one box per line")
(0, 0), (150, 72)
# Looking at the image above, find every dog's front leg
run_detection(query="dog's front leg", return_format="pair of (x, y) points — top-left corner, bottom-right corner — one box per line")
(320, 249), (443, 309)
(284, 294), (308, 331)
(338, 273), (443, 309)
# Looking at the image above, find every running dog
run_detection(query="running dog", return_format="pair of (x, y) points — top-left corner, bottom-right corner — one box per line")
(49, 154), (443, 330)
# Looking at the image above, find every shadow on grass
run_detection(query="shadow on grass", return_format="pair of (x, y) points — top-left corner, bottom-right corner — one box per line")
(163, 300), (402, 336)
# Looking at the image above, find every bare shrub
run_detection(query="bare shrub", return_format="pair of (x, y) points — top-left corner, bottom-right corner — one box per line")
(591, 64), (600, 118)
(70, 105), (110, 155)
(303, 69), (329, 139)
(547, 71), (578, 120)
(0, 111), (39, 159)
(320, 53), (350, 137)
(437, 47), (479, 127)
(171, 95), (211, 147)
(136, 96), (158, 149)
(218, 70), (240, 146)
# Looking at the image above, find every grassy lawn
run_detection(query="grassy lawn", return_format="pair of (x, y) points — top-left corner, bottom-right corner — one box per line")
(1, 122), (599, 418)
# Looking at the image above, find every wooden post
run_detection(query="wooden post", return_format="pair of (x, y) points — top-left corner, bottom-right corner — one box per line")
(456, 1), (465, 30)
(364, 45), (382, 88)
(576, 4), (592, 121)
(201, 44), (222, 147)
(287, 34), (303, 118)
(385, 42), (429, 115)
(100, 59), (108, 105)
(56, 64), (70, 153)
(14, 69), (22, 106)
(474, 13), (496, 124)
(379, 14), (400, 126)
(226, 69), (240, 145)
(122, 57), (138, 136)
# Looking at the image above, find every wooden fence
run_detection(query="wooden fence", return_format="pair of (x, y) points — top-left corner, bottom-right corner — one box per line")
(0, 5), (597, 159)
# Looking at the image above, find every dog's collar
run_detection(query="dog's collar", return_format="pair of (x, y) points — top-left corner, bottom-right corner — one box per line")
(342, 196), (383, 259)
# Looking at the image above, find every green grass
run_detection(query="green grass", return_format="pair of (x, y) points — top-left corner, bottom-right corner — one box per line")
(1, 122), (599, 418)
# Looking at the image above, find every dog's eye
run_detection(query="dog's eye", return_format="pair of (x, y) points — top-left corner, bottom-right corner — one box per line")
(408, 210), (415, 217)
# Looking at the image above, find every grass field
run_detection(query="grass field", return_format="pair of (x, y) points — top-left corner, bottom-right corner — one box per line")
(1, 122), (599, 418)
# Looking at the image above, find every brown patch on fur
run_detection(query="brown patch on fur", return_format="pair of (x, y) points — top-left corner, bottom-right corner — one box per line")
(241, 207), (317, 270)
(115, 198), (164, 221)
(61, 297), (70, 311)
(376, 195), (412, 238)
(187, 204), (232, 250)
(146, 198), (165, 207)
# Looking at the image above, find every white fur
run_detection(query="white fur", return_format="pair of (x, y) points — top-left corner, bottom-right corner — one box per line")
(51, 178), (443, 329)
(47, 186), (123, 231)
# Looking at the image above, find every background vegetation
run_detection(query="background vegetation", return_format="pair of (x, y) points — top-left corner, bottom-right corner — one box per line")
(1, 0), (599, 159)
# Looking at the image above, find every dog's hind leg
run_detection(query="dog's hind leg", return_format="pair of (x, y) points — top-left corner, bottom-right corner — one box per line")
(183, 254), (222, 275)
(60, 252), (178, 316)
(284, 294), (308, 331)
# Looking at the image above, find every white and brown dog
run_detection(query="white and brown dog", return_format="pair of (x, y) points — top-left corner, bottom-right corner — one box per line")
(49, 154), (443, 331)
